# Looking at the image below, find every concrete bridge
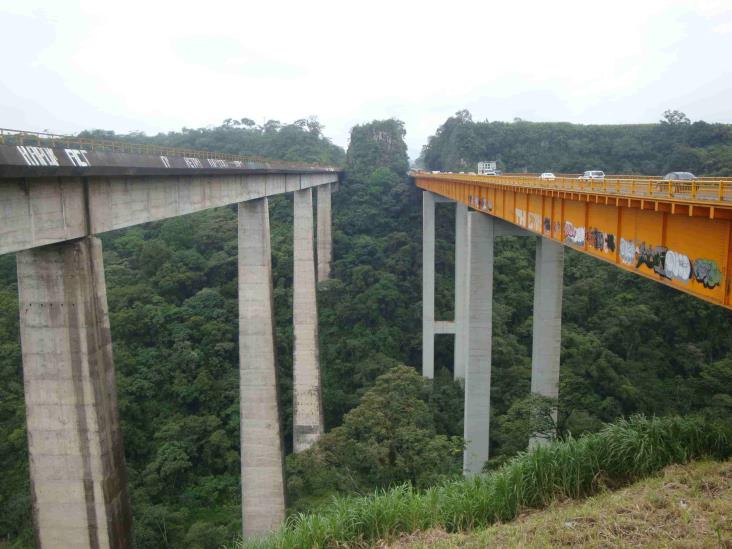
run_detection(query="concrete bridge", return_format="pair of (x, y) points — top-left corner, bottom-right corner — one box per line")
(414, 170), (732, 476)
(0, 132), (340, 547)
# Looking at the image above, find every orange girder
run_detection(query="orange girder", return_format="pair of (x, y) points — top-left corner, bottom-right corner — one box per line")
(413, 172), (732, 311)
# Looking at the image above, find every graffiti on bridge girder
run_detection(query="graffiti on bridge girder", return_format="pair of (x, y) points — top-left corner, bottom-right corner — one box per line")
(563, 221), (585, 246)
(588, 227), (616, 254)
(621, 238), (721, 288)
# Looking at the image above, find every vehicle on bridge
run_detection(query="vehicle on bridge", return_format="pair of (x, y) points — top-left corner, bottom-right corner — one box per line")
(540, 172), (556, 180)
(579, 170), (605, 180)
(658, 171), (698, 194)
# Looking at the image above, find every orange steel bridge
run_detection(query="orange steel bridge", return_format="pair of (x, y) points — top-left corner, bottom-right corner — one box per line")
(411, 171), (732, 310)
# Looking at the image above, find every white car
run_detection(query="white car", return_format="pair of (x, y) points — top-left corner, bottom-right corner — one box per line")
(540, 172), (556, 180)
(579, 170), (605, 180)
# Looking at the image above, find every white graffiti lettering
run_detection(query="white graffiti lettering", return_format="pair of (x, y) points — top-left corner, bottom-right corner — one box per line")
(207, 158), (228, 168)
(528, 212), (542, 232)
(17, 146), (59, 166)
(665, 250), (692, 282)
(65, 149), (90, 167)
(160, 155), (171, 168)
(184, 157), (203, 168)
(515, 208), (526, 226)
(620, 238), (636, 265)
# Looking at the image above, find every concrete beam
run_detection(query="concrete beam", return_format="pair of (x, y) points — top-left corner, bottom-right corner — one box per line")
(530, 237), (564, 448)
(292, 189), (324, 452)
(422, 191), (436, 379)
(238, 198), (286, 536)
(0, 172), (339, 256)
(17, 236), (132, 549)
(454, 203), (468, 380)
(316, 183), (332, 281)
(463, 213), (494, 475)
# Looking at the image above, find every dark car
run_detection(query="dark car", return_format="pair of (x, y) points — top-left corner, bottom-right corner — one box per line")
(658, 172), (697, 195)
(663, 172), (697, 181)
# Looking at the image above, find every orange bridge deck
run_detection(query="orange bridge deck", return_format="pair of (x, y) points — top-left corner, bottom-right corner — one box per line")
(412, 172), (732, 311)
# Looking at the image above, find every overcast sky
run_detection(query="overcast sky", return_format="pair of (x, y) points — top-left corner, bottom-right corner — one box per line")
(2, 0), (731, 159)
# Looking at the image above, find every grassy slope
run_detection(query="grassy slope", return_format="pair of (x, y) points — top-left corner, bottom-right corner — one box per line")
(390, 460), (732, 548)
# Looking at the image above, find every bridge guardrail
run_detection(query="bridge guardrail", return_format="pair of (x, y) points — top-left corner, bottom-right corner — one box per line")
(0, 128), (338, 171)
(412, 172), (732, 204)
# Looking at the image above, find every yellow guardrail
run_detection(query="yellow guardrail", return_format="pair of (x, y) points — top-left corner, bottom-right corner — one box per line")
(411, 172), (732, 204)
(0, 128), (337, 171)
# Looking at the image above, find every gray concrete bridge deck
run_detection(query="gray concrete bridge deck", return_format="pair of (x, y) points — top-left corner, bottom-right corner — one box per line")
(0, 143), (339, 255)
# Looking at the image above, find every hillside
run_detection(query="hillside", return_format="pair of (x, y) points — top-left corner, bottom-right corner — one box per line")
(419, 110), (732, 175)
(388, 460), (732, 548)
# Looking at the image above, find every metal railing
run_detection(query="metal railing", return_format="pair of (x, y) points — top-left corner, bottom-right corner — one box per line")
(412, 172), (732, 204)
(0, 128), (337, 170)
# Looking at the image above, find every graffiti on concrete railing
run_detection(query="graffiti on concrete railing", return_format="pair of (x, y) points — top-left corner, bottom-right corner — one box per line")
(17, 146), (59, 166)
(65, 149), (90, 167)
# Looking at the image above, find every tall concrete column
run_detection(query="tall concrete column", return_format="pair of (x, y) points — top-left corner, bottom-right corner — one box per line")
(293, 188), (324, 452)
(17, 236), (132, 549)
(238, 198), (286, 536)
(463, 213), (494, 474)
(422, 191), (436, 379)
(316, 183), (332, 281)
(529, 236), (564, 448)
(454, 203), (469, 381)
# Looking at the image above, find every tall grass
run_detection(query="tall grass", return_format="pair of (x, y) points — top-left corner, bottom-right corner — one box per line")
(236, 415), (731, 548)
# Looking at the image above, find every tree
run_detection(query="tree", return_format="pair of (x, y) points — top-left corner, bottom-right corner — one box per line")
(286, 365), (463, 511)
(661, 109), (691, 126)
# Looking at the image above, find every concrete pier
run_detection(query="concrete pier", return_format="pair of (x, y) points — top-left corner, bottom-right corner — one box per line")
(292, 189), (324, 452)
(316, 183), (332, 281)
(529, 237), (564, 447)
(238, 198), (286, 536)
(454, 203), (468, 381)
(463, 213), (495, 474)
(17, 236), (131, 549)
(422, 191), (436, 378)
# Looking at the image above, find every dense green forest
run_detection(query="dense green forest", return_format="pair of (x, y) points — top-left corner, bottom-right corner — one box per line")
(419, 109), (732, 175)
(1, 113), (732, 548)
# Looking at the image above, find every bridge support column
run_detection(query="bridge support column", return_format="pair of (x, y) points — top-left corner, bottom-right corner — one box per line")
(17, 236), (132, 549)
(530, 237), (564, 448)
(317, 183), (332, 281)
(454, 203), (469, 381)
(463, 213), (494, 475)
(293, 188), (324, 452)
(422, 191), (436, 378)
(238, 198), (286, 536)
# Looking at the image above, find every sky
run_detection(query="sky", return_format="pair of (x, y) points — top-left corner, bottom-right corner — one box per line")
(1, 0), (731, 160)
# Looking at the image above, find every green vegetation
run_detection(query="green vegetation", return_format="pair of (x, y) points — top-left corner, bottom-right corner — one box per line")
(0, 113), (732, 548)
(396, 459), (732, 548)
(419, 109), (732, 175)
(235, 415), (732, 548)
